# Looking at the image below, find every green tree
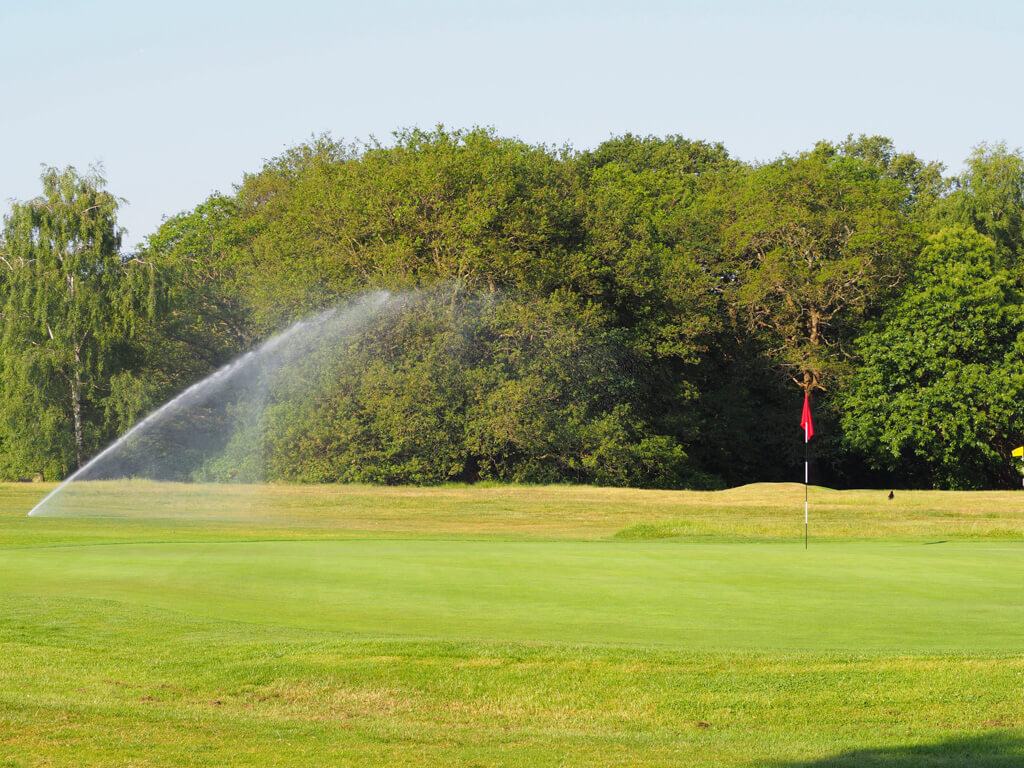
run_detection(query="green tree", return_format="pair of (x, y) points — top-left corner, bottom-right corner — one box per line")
(721, 146), (921, 395)
(838, 134), (948, 214)
(130, 193), (257, 416)
(0, 166), (153, 478)
(841, 227), (1024, 488)
(222, 128), (580, 329)
(938, 142), (1024, 260)
(572, 145), (731, 476)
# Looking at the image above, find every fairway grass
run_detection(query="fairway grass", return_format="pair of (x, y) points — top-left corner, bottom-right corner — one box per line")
(2, 482), (1023, 766)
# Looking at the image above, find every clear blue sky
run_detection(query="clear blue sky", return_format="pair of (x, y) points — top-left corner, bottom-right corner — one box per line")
(2, 0), (1021, 249)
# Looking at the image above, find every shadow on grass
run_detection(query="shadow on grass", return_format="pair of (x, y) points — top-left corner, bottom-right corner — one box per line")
(771, 733), (1024, 767)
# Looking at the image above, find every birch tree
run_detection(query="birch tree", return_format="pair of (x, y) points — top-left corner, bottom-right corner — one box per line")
(0, 166), (153, 478)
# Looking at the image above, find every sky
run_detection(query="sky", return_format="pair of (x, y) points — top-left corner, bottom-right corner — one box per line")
(2, 0), (1022, 249)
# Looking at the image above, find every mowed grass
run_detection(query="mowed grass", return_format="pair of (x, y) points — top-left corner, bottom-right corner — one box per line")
(2, 482), (1024, 766)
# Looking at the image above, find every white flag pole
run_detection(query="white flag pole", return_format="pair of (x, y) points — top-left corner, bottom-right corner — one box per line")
(804, 422), (809, 550)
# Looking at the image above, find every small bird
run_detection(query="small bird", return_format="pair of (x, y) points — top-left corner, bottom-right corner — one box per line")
(888, 491), (895, 500)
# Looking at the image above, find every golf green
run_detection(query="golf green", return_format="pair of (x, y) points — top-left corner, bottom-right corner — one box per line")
(6, 537), (1022, 652)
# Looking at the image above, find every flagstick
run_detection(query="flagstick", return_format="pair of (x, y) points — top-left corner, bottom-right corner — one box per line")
(800, 392), (813, 549)
(804, 424), (808, 549)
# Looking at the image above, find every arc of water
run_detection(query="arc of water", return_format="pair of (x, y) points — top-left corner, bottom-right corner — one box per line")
(28, 291), (392, 517)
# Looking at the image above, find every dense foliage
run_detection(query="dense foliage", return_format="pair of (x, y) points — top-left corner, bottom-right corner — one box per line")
(3, 129), (1024, 488)
(0, 167), (154, 479)
(841, 228), (1024, 488)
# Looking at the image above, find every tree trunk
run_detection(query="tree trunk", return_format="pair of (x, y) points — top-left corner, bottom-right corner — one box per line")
(71, 348), (84, 469)
(802, 369), (815, 396)
(802, 308), (822, 394)
(809, 309), (821, 346)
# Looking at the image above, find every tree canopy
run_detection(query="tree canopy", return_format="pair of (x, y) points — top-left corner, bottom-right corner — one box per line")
(3, 130), (1024, 489)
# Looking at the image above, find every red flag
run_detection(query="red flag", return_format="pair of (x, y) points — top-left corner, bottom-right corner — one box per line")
(800, 394), (814, 441)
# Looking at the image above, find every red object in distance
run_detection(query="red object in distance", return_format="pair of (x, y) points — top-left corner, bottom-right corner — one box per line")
(800, 394), (814, 441)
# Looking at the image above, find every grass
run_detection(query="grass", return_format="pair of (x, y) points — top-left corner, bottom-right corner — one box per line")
(2, 481), (1023, 766)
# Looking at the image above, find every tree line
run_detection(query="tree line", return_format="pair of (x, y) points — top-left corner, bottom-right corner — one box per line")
(2, 128), (1023, 489)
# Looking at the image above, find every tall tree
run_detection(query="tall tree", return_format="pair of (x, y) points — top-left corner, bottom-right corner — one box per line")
(0, 166), (153, 478)
(720, 145), (921, 396)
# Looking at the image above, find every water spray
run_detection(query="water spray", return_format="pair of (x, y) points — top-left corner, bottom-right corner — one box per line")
(28, 291), (392, 517)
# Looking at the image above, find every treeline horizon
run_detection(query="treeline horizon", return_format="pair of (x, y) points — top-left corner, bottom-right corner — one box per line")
(2, 127), (1024, 490)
